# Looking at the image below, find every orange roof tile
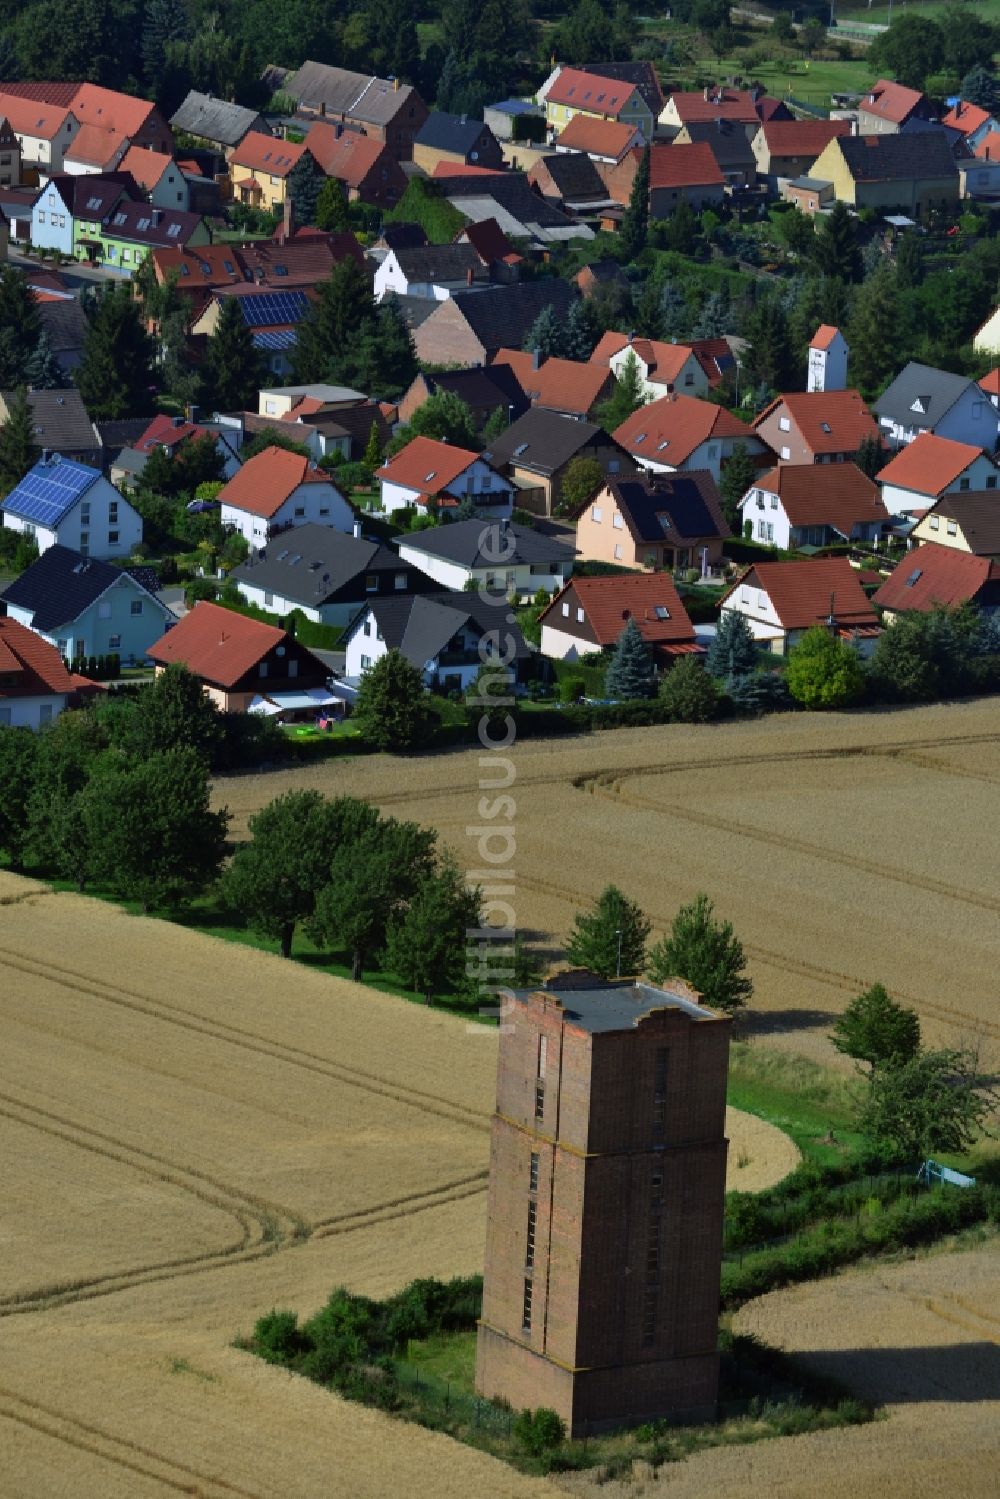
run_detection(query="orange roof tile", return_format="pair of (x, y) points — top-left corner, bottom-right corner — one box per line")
(665, 88), (759, 125)
(979, 368), (1000, 398)
(546, 68), (640, 120)
(810, 324), (842, 351)
(649, 141), (723, 190)
(875, 432), (989, 497)
(0, 92), (74, 139)
(614, 392), (755, 465)
(69, 83), (158, 139)
(119, 145), (175, 189)
(860, 79), (925, 125)
(64, 122), (128, 168)
(229, 131), (307, 177)
(430, 160), (506, 179)
(941, 99), (993, 135)
(303, 121), (392, 187)
(218, 446), (335, 520)
(753, 389), (879, 456)
(554, 114), (643, 160)
(491, 350), (614, 417)
(376, 435), (483, 499)
(874, 541), (1000, 613)
(539, 573), (696, 649)
(725, 557), (878, 630)
(591, 331), (697, 388)
(0, 616), (73, 697)
(758, 119), (851, 157)
(973, 133), (1000, 162)
(147, 601), (288, 687)
(754, 463), (888, 533)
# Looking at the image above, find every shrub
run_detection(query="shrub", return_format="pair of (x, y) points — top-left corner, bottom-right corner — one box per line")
(658, 656), (719, 723)
(513, 1407), (567, 1455)
(786, 626), (865, 710)
(252, 1309), (303, 1364)
(727, 671), (792, 715)
(558, 675), (586, 703)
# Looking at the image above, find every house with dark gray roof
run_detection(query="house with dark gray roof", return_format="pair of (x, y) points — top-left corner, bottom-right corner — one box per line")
(373, 241), (487, 301)
(397, 365), (530, 430)
(0, 388), (101, 466)
(342, 588), (529, 689)
(230, 522), (434, 626)
(809, 130), (960, 214)
(395, 517), (576, 594)
(1, 544), (172, 663)
(283, 62), (428, 159)
(437, 171), (594, 244)
(874, 361), (1000, 451)
(413, 111), (503, 172)
(170, 91), (270, 153)
(574, 472), (731, 572)
(36, 297), (90, 374)
(527, 151), (612, 210)
(483, 405), (637, 517)
(412, 279), (576, 369)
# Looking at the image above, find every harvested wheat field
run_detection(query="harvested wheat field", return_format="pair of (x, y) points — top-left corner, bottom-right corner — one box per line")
(220, 699), (1000, 1072)
(563, 1243), (1000, 1499)
(0, 881), (792, 1497)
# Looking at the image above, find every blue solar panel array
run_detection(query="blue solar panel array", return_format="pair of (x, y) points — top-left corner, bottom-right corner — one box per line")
(2, 458), (99, 528)
(253, 330), (298, 351)
(236, 292), (309, 329)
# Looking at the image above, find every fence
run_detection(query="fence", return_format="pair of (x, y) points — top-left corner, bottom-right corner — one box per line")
(393, 1362), (514, 1435)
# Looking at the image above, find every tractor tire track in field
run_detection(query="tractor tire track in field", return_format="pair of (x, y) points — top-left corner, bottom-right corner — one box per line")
(0, 1385), (263, 1498)
(0, 944), (487, 1135)
(312, 1171), (488, 1239)
(512, 871), (1000, 1043)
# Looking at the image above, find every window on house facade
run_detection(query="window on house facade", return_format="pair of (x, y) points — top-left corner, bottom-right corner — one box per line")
(395, 573), (407, 589)
(770, 494), (777, 508)
(960, 478), (970, 491)
(525, 1199), (537, 1269)
(289, 660), (298, 678)
(259, 662), (268, 677)
(576, 607), (584, 622)
(561, 601), (569, 616)
(130, 599), (142, 615)
(98, 601), (111, 619)
(365, 575), (378, 591)
(591, 505), (602, 522)
(612, 512), (623, 529)
(947, 519), (957, 535)
(522, 1277), (533, 1330)
(929, 515), (939, 530)
(780, 446), (791, 461)
(108, 531), (119, 545)
(529, 1151), (539, 1192)
(778, 416), (790, 431)
(614, 544), (623, 559)
(108, 634), (121, 650)
(360, 653), (371, 669)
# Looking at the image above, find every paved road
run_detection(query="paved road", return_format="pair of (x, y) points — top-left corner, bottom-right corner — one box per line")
(10, 248), (127, 290)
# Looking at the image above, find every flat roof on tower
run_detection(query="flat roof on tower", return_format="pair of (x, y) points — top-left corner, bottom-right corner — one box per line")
(508, 976), (718, 1032)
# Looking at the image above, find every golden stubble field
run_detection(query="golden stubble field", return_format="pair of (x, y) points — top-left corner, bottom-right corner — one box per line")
(0, 878), (792, 1498)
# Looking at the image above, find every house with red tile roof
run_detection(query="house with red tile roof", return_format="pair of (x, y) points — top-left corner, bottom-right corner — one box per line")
(491, 349), (616, 418)
(807, 325), (849, 393)
(302, 121), (406, 207)
(858, 79), (933, 135)
(875, 432), (998, 516)
(542, 66), (655, 140)
(228, 133), (315, 210)
(218, 446), (354, 546)
(751, 119), (851, 184)
(648, 142), (724, 214)
(688, 337), (741, 390)
(118, 147), (190, 211)
(553, 114), (645, 164)
(910, 490), (1000, 559)
(64, 122), (129, 174)
(973, 133), (1000, 162)
(538, 572), (700, 665)
(873, 541), (1000, 620)
(942, 98), (997, 148)
(659, 87), (786, 135)
(591, 332), (708, 400)
(979, 368), (1000, 407)
(63, 82), (172, 153)
(719, 556), (881, 655)
(0, 614), (73, 728)
(376, 435), (513, 517)
(147, 600), (330, 713)
(738, 463), (888, 549)
(574, 471), (730, 574)
(614, 392), (772, 482)
(129, 414), (242, 479)
(0, 92), (81, 172)
(752, 389), (880, 465)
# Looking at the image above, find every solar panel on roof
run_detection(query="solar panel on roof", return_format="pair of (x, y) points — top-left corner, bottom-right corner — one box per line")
(4, 459), (96, 528)
(253, 330), (298, 350)
(235, 291), (309, 328)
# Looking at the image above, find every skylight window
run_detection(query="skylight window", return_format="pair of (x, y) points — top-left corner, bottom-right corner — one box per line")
(166, 223), (181, 237)
(274, 264), (288, 276)
(657, 439), (669, 450)
(513, 442), (528, 457)
(137, 217), (151, 230)
(905, 568), (922, 586)
(654, 606), (671, 620)
(179, 263), (190, 275)
(223, 259), (235, 273)
(634, 433), (646, 444)
(423, 470), (437, 482)
(820, 422), (831, 433)
(86, 195), (102, 210)
(113, 211), (127, 225)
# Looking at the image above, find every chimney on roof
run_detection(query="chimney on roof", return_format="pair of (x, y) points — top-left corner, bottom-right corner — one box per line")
(187, 403), (199, 424)
(703, 85), (711, 103)
(151, 208), (162, 226)
(172, 414), (184, 427)
(353, 519), (362, 538)
(467, 267), (474, 285)
(41, 448), (51, 464)
(531, 348), (541, 371)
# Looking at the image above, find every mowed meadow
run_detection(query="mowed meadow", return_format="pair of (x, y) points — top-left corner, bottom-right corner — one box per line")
(2, 699), (998, 1495)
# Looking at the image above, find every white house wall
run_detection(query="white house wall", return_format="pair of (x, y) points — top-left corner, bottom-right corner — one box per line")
(740, 483), (790, 548)
(396, 547), (468, 590)
(719, 586), (786, 649)
(4, 477), (141, 560)
(539, 621), (600, 660)
(222, 481), (353, 545)
(879, 388), (1000, 450)
(0, 692), (68, 728)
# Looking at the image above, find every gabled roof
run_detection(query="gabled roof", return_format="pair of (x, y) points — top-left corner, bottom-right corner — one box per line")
(1, 544), (165, 632)
(0, 92), (75, 139)
(555, 114), (643, 161)
(875, 431), (990, 496)
(284, 62), (421, 127)
(751, 463), (888, 534)
(431, 161), (506, 181)
(0, 615), (73, 698)
(941, 99), (994, 136)
(390, 242), (485, 284)
(677, 119), (756, 167)
(921, 491), (1000, 555)
(725, 557), (877, 629)
(757, 118), (851, 157)
(238, 231), (365, 283)
(134, 413), (222, 453)
(810, 324), (843, 352)
(8, 388), (99, 455)
(302, 121), (397, 187)
(229, 131), (307, 177)
(874, 361), (984, 431)
(396, 517), (575, 569)
(539, 572), (696, 649)
(545, 68), (641, 120)
(407, 364), (529, 419)
(973, 133), (1000, 162)
(832, 131), (958, 184)
(979, 368), (1000, 399)
(217, 446), (338, 519)
(533, 150), (609, 201)
(170, 91), (264, 146)
(65, 83), (158, 139)
(490, 350), (613, 417)
(615, 392), (756, 465)
(376, 435), (484, 499)
(2, 454), (102, 526)
(754, 389), (879, 455)
(377, 221), (428, 250)
(216, 286), (311, 328)
(118, 146), (176, 190)
(45, 171), (135, 220)
(583, 61), (664, 118)
(600, 471), (730, 544)
(147, 600), (294, 686)
(665, 88), (759, 126)
(459, 217), (521, 266)
(433, 280), (576, 357)
(439, 171), (585, 236)
(101, 199), (204, 248)
(64, 123), (128, 169)
(859, 78), (926, 125)
(230, 523), (399, 605)
(483, 407), (617, 475)
(650, 141), (724, 189)
(348, 590), (529, 667)
(873, 541), (1000, 612)
(415, 111), (494, 155)
(688, 336), (739, 387)
(37, 296), (89, 355)
(591, 331), (697, 387)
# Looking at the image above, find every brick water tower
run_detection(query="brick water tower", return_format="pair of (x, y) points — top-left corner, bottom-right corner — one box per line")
(475, 972), (731, 1436)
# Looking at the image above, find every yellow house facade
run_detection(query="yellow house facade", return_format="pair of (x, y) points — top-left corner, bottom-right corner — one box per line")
(542, 68), (653, 142)
(809, 135), (960, 215)
(227, 131), (310, 211)
(910, 493), (1000, 559)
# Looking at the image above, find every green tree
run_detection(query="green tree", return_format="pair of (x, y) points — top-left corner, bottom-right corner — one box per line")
(870, 13), (943, 90)
(352, 649), (431, 751)
(799, 16), (824, 55)
(596, 349), (647, 431)
(812, 201), (861, 284)
(294, 257), (375, 384)
(772, 10), (793, 41)
(395, 390), (477, 450)
(201, 295), (266, 413)
(25, 329), (67, 391)
(383, 854), (482, 1003)
(786, 625), (865, 709)
(159, 307), (200, 408)
(719, 443), (755, 529)
(960, 63), (998, 113)
(558, 456), (606, 515)
(82, 747), (228, 911)
(363, 420), (383, 471)
(847, 259), (900, 396)
(860, 1047), (997, 1162)
(77, 285), (155, 419)
(944, 11), (999, 80)
(364, 293), (418, 399)
(0, 265), (42, 386)
(619, 143), (650, 263)
(0, 387), (38, 495)
(566, 884), (651, 979)
(854, 435), (885, 479)
(222, 791), (376, 958)
(743, 295), (797, 393)
(604, 616), (656, 699)
(513, 1407), (566, 1456)
(286, 154), (323, 227)
(647, 891), (752, 1012)
(563, 299), (595, 360)
(523, 304), (565, 359)
(832, 982), (922, 1072)
(658, 656), (719, 722)
(482, 405), (509, 441)
(24, 711), (107, 889)
(310, 816), (437, 980)
(894, 231), (924, 291)
(142, 0), (189, 92)
(707, 609), (757, 679)
(662, 195), (698, 255)
(315, 176), (350, 232)
(0, 724), (38, 868)
(121, 662), (223, 764)
(868, 606), (967, 702)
